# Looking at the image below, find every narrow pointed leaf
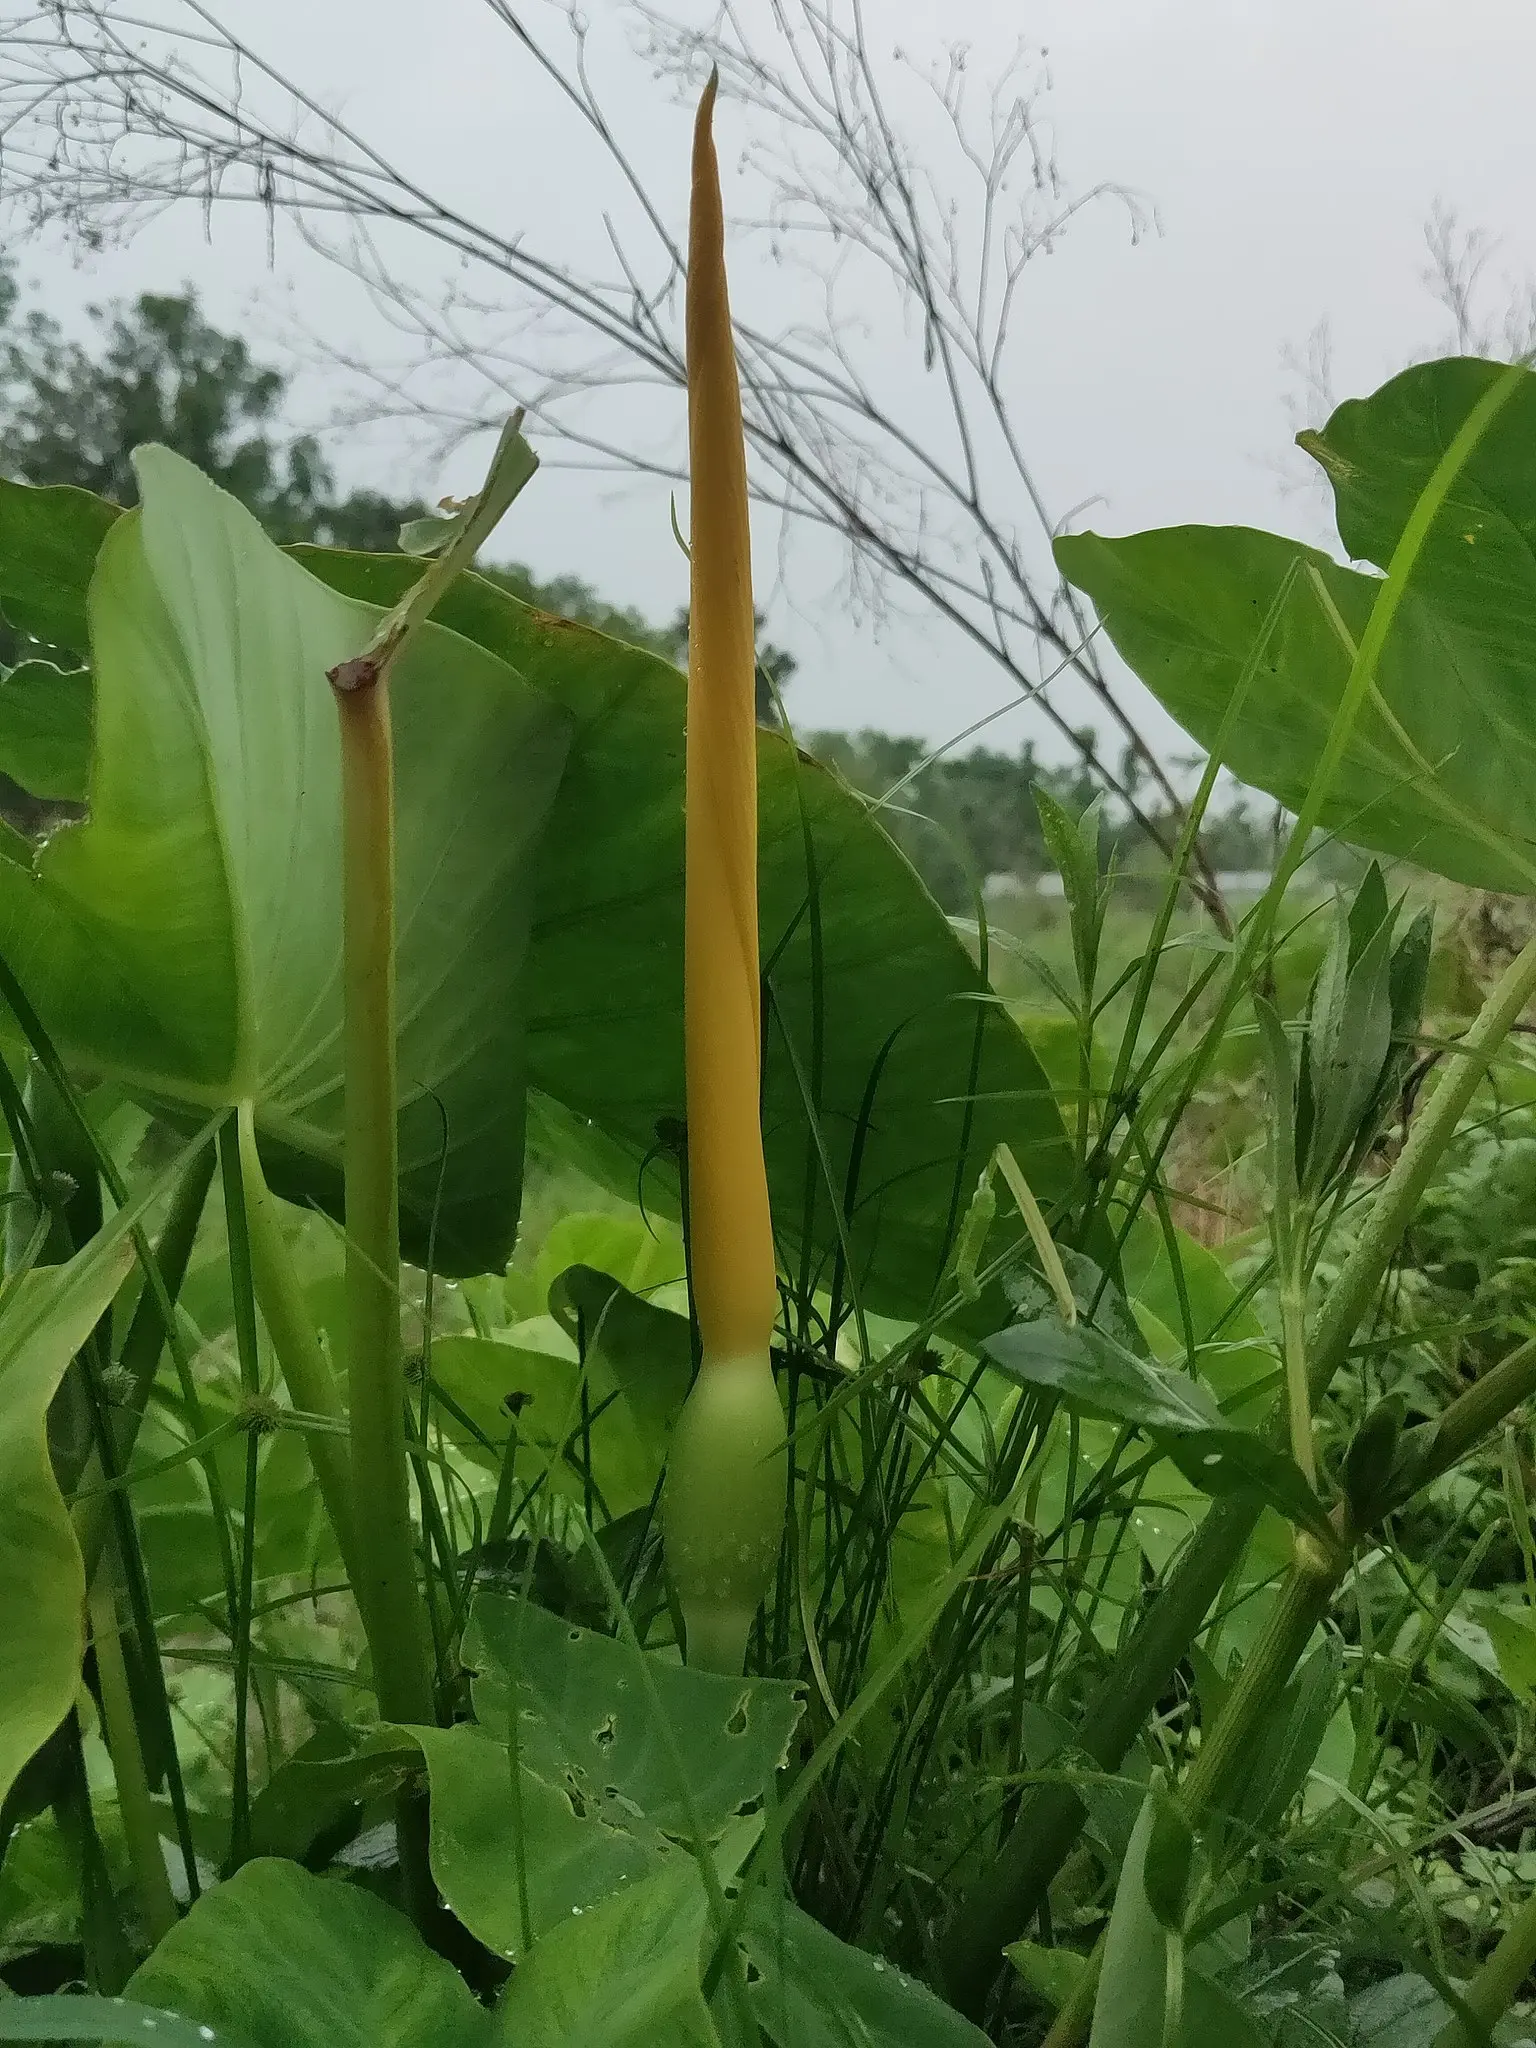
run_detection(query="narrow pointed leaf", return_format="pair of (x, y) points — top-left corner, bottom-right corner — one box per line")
(0, 1232), (136, 1808)
(983, 1318), (1222, 1433)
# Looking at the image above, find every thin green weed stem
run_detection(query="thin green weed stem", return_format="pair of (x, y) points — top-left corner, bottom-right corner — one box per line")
(88, 1562), (178, 1944)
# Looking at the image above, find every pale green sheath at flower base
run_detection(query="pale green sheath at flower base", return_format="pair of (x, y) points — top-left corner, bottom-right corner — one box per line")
(660, 74), (787, 1678)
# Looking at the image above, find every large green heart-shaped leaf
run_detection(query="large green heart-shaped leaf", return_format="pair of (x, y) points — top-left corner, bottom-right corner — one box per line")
(295, 553), (1072, 1323)
(0, 1997), (250, 2047)
(1056, 356), (1536, 894)
(127, 1859), (491, 2048)
(488, 1861), (721, 2048)
(468, 1591), (802, 1833)
(0, 451), (570, 1272)
(0, 477), (117, 650)
(415, 1592), (800, 1960)
(0, 469), (1068, 1313)
(0, 663), (91, 805)
(0, 1227), (137, 1809)
(744, 1897), (991, 2047)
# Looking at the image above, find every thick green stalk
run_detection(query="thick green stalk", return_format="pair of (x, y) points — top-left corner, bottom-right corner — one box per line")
(1043, 1540), (1348, 2047)
(54, 1709), (132, 1994)
(1433, 1884), (1536, 2047)
(943, 922), (1536, 2012)
(1180, 1539), (1346, 1820)
(219, 1116), (263, 1868)
(235, 1103), (364, 1595)
(318, 410), (536, 1732)
(1408, 1334), (1536, 1492)
(89, 1570), (177, 1944)
(331, 668), (435, 1729)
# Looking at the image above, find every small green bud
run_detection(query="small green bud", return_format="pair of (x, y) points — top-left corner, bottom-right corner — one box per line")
(240, 1392), (284, 1436)
(99, 1364), (137, 1408)
(952, 1166), (998, 1303)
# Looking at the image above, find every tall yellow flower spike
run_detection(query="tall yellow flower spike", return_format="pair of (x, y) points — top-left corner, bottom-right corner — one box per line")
(661, 71), (786, 1676)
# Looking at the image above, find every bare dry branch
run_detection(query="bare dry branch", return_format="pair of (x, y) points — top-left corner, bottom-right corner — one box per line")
(0, 0), (1232, 924)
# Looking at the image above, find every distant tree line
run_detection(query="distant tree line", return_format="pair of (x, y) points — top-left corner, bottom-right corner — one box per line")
(0, 274), (1271, 904)
(807, 732), (1276, 912)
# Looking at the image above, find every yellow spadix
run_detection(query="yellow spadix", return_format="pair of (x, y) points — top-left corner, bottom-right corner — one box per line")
(660, 73), (786, 1676)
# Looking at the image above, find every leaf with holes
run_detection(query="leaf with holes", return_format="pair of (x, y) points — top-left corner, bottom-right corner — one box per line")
(414, 1591), (802, 1959)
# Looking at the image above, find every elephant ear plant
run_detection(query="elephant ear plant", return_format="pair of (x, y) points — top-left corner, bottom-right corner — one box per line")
(10, 95), (1536, 2048)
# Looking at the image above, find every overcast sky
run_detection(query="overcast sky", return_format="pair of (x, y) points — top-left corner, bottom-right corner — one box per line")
(10, 0), (1536, 759)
